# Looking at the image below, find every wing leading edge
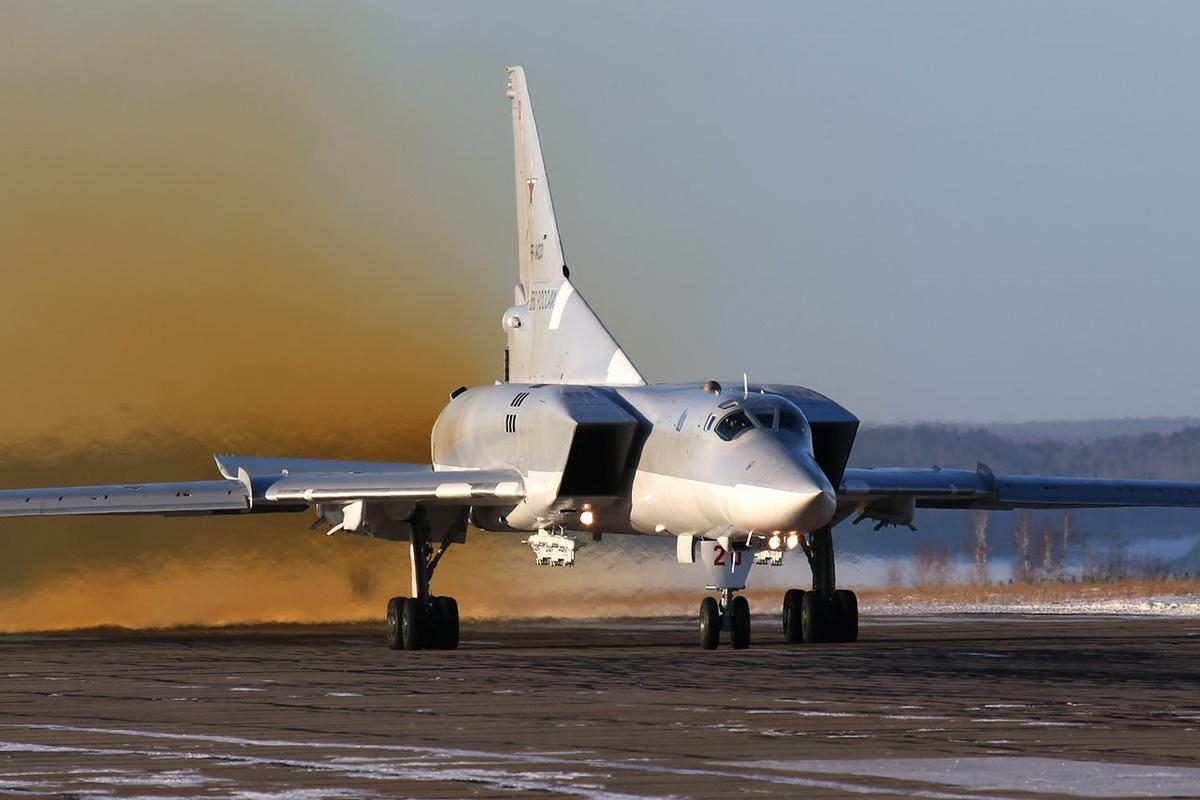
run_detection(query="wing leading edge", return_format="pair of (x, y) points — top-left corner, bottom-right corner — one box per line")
(0, 480), (250, 518)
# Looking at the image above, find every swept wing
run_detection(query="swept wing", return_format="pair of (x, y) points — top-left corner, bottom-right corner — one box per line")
(0, 454), (524, 519)
(0, 480), (250, 518)
(840, 463), (1200, 515)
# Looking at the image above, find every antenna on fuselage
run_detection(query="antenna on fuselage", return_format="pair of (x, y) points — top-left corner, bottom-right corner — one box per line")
(743, 373), (749, 399)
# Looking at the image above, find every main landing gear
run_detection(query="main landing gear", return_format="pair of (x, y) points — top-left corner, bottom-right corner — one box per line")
(385, 507), (460, 651)
(782, 587), (858, 643)
(782, 526), (858, 644)
(698, 588), (752, 650)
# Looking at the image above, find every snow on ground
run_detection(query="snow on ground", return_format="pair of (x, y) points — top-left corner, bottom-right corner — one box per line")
(864, 595), (1200, 617)
(739, 757), (1200, 798)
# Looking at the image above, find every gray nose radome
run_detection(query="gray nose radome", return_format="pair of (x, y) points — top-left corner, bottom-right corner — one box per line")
(804, 488), (838, 530)
(729, 485), (836, 532)
(727, 456), (837, 533)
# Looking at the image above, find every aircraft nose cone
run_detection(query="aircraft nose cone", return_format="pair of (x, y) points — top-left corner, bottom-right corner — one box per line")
(728, 461), (837, 532)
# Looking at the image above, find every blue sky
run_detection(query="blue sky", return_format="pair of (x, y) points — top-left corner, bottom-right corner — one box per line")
(348, 1), (1200, 421)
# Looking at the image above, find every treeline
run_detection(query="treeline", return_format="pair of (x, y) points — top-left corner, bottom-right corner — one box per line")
(899, 510), (1191, 587)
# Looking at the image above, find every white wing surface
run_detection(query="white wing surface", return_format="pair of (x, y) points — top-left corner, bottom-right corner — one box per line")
(836, 463), (1200, 530)
(840, 464), (1200, 512)
(214, 454), (523, 506)
(0, 480), (249, 518)
(0, 454), (525, 520)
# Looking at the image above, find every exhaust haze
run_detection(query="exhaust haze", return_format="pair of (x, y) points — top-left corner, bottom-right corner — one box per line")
(0, 4), (503, 444)
(0, 4), (510, 630)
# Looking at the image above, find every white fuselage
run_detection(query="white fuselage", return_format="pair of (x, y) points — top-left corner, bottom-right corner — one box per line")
(431, 383), (837, 539)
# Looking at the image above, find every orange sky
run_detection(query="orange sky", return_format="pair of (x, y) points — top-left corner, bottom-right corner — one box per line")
(0, 5), (503, 446)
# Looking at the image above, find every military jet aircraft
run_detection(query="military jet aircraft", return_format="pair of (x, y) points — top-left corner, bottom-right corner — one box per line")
(6, 67), (1200, 651)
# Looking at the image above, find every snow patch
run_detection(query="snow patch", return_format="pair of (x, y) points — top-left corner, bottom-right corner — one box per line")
(738, 757), (1200, 798)
(866, 595), (1200, 617)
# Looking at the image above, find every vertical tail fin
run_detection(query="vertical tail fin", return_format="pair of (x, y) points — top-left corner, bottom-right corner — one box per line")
(502, 66), (644, 386)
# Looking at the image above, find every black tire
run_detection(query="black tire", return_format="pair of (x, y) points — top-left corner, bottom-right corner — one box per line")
(385, 596), (404, 650)
(400, 597), (424, 651)
(729, 595), (751, 650)
(782, 588), (805, 644)
(432, 596), (460, 650)
(699, 597), (720, 650)
(801, 591), (825, 644)
(833, 589), (859, 643)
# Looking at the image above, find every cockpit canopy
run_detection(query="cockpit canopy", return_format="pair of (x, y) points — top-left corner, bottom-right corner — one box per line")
(704, 396), (814, 452)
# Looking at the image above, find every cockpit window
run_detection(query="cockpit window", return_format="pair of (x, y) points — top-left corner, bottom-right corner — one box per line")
(714, 409), (755, 441)
(778, 408), (807, 435)
(751, 410), (776, 428)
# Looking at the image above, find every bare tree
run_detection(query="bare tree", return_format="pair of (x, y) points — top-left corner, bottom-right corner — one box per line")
(1081, 531), (1098, 582)
(1101, 529), (1128, 581)
(1040, 521), (1057, 579)
(1013, 512), (1033, 583)
(1083, 526), (1129, 582)
(913, 545), (935, 587)
(914, 543), (954, 586)
(1061, 512), (1072, 577)
(971, 509), (990, 585)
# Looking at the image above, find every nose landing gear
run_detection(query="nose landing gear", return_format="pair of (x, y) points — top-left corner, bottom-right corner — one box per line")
(698, 588), (751, 650)
(685, 538), (755, 650)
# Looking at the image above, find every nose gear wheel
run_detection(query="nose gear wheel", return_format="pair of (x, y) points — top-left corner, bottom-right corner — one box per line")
(699, 597), (720, 649)
(697, 589), (752, 649)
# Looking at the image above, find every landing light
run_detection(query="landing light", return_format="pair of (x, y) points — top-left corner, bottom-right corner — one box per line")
(579, 510), (595, 526)
(786, 532), (800, 550)
(768, 533), (781, 550)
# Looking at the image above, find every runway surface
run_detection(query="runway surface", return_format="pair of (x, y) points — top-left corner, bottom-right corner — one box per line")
(2, 614), (1199, 799)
